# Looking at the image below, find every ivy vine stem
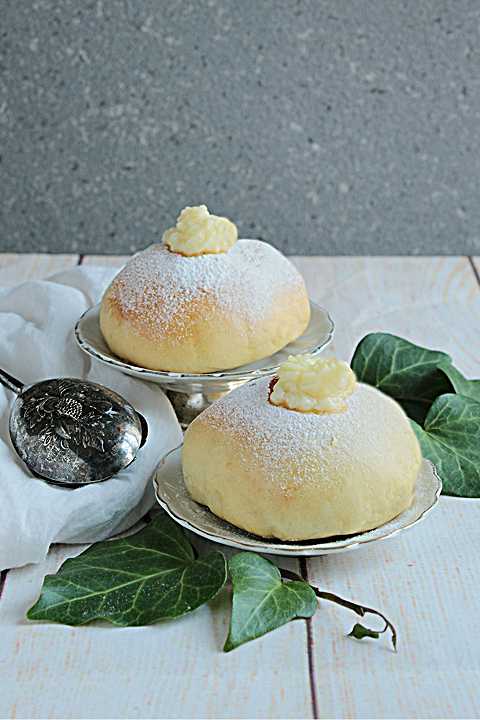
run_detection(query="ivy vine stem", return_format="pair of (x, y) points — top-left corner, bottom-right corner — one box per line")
(280, 568), (397, 651)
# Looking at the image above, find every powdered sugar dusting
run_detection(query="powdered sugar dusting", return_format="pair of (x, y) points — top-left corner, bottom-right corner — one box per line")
(198, 377), (413, 492)
(106, 240), (304, 340)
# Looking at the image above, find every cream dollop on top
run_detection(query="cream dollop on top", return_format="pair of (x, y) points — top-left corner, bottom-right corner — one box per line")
(269, 354), (357, 414)
(162, 205), (238, 256)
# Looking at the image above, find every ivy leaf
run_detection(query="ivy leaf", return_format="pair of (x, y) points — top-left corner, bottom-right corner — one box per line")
(411, 394), (480, 497)
(27, 514), (227, 626)
(348, 623), (380, 641)
(224, 553), (317, 652)
(439, 365), (480, 404)
(351, 332), (480, 498)
(351, 333), (455, 424)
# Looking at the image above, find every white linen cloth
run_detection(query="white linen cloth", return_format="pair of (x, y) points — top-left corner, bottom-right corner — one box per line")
(0, 265), (183, 570)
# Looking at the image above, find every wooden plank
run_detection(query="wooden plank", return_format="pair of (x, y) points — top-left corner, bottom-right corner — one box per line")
(0, 544), (312, 720)
(304, 499), (480, 719)
(83, 255), (129, 267)
(471, 257), (480, 286)
(297, 257), (480, 718)
(0, 253), (79, 284)
(292, 256), (480, 376)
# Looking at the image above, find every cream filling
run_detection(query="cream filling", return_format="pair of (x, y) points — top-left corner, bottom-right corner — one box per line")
(270, 355), (357, 413)
(162, 205), (237, 256)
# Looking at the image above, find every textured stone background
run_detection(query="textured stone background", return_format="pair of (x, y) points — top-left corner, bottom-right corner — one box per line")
(1, 0), (479, 255)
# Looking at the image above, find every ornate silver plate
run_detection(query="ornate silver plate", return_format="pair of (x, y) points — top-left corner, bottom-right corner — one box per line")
(153, 447), (442, 557)
(74, 300), (334, 427)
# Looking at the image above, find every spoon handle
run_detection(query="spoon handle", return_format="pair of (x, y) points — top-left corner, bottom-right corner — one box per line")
(0, 368), (24, 395)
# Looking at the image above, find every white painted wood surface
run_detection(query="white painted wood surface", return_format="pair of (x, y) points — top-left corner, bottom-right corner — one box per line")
(292, 256), (480, 375)
(305, 498), (480, 719)
(1, 254), (479, 720)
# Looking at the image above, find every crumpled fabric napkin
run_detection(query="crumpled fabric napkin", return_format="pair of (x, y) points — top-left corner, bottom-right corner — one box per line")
(0, 265), (183, 570)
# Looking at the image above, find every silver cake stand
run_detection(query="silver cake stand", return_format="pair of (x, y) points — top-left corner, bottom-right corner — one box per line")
(74, 301), (334, 428)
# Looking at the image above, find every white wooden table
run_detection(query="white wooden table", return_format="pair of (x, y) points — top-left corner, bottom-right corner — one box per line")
(1, 254), (479, 720)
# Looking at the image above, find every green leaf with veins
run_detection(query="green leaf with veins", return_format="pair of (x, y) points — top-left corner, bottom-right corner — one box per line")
(351, 332), (456, 424)
(27, 514), (227, 626)
(411, 394), (480, 497)
(439, 364), (480, 404)
(224, 553), (317, 652)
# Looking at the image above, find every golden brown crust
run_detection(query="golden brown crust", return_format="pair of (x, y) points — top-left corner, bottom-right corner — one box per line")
(99, 240), (311, 373)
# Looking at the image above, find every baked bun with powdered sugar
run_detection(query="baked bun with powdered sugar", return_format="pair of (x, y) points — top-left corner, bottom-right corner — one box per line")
(182, 355), (421, 540)
(100, 206), (310, 373)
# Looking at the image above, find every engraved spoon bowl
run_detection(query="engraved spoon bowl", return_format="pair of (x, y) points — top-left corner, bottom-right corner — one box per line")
(0, 368), (147, 486)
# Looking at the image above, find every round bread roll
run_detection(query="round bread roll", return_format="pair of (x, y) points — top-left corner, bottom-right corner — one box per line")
(100, 240), (310, 373)
(182, 377), (422, 540)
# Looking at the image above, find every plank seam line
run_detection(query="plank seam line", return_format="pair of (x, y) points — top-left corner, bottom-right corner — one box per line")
(300, 558), (319, 719)
(0, 569), (9, 601)
(467, 256), (480, 287)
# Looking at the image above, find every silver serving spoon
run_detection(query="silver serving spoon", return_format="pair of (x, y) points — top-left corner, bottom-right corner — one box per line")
(0, 368), (148, 487)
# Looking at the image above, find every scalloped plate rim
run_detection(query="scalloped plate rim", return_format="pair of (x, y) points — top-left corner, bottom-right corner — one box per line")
(74, 300), (334, 385)
(153, 446), (442, 557)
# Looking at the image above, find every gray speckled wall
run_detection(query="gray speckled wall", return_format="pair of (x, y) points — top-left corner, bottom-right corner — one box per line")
(1, 0), (479, 255)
